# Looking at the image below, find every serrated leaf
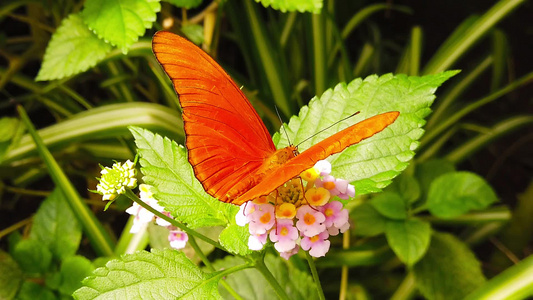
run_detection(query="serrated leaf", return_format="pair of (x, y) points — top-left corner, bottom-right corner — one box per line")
(427, 171), (498, 219)
(130, 126), (234, 228)
(12, 239), (52, 274)
(414, 232), (486, 299)
(30, 189), (82, 260)
(16, 281), (56, 300)
(164, 0), (202, 9)
(370, 192), (408, 220)
(255, 0), (323, 13)
(58, 256), (95, 296)
(274, 72), (459, 196)
(213, 254), (318, 300)
(74, 248), (222, 300)
(36, 14), (112, 81)
(219, 224), (252, 256)
(82, 0), (160, 53)
(385, 218), (431, 265)
(0, 250), (23, 300)
(352, 202), (387, 237)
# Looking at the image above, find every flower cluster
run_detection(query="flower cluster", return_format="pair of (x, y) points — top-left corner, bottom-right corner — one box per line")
(96, 160), (137, 201)
(236, 160), (353, 259)
(125, 184), (188, 250)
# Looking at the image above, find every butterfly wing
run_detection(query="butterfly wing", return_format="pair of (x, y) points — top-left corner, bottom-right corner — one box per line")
(152, 31), (276, 203)
(231, 111), (400, 205)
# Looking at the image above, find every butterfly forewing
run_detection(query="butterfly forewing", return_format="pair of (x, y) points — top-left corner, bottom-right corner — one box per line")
(152, 31), (276, 202)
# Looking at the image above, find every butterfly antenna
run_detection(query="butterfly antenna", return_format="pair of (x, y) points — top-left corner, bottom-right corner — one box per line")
(275, 106), (292, 146)
(295, 111), (361, 148)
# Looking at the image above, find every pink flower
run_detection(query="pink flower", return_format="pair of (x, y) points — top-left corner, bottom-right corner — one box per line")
(248, 204), (275, 234)
(316, 176), (355, 199)
(301, 231), (330, 257)
(327, 221), (350, 236)
(279, 245), (300, 260)
(269, 219), (299, 252)
(168, 229), (188, 249)
(296, 205), (326, 237)
(248, 233), (268, 250)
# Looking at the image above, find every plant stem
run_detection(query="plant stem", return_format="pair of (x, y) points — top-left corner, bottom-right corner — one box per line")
(254, 255), (291, 300)
(17, 105), (115, 257)
(306, 251), (326, 300)
(123, 189), (223, 250)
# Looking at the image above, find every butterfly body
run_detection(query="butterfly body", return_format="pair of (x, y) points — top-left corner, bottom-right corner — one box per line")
(152, 31), (399, 206)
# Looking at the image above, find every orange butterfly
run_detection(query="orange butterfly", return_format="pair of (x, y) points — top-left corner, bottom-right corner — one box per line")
(152, 31), (399, 206)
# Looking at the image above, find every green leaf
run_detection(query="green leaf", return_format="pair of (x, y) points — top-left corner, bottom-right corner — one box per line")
(3, 103), (182, 165)
(181, 24), (204, 45)
(385, 173), (421, 203)
(58, 256), (95, 296)
(414, 232), (486, 299)
(274, 72), (459, 196)
(416, 159), (455, 198)
(82, 0), (160, 53)
(219, 224), (252, 256)
(30, 189), (82, 260)
(213, 254), (318, 300)
(36, 14), (112, 81)
(130, 127), (235, 228)
(385, 218), (431, 266)
(74, 249), (221, 299)
(0, 117), (23, 161)
(254, 0), (323, 13)
(427, 171), (498, 218)
(370, 192), (408, 220)
(12, 239), (53, 275)
(164, 0), (202, 9)
(351, 202), (387, 236)
(15, 281), (56, 300)
(0, 250), (23, 300)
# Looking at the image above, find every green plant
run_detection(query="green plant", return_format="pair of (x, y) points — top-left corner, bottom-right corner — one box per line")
(0, 0), (531, 299)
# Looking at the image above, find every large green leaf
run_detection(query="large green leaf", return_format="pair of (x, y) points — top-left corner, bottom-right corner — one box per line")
(82, 0), (160, 53)
(165, 0), (202, 9)
(414, 232), (486, 300)
(11, 239), (52, 275)
(427, 171), (498, 218)
(36, 14), (112, 81)
(351, 202), (387, 237)
(0, 250), (23, 300)
(2, 103), (182, 165)
(74, 249), (221, 299)
(274, 72), (459, 196)
(255, 0), (322, 13)
(130, 127), (237, 229)
(385, 218), (431, 266)
(30, 189), (82, 260)
(58, 256), (95, 296)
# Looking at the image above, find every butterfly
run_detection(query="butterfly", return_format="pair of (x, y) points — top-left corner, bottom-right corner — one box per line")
(152, 31), (399, 206)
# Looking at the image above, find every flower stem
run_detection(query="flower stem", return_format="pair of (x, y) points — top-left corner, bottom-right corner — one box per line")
(254, 255), (291, 300)
(123, 189), (223, 250)
(306, 251), (326, 300)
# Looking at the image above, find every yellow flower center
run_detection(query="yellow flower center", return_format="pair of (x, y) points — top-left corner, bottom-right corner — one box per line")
(276, 203), (296, 219)
(323, 181), (336, 190)
(259, 212), (271, 224)
(280, 227), (289, 236)
(305, 187), (330, 206)
(309, 235), (320, 243)
(304, 213), (316, 225)
(324, 208), (334, 217)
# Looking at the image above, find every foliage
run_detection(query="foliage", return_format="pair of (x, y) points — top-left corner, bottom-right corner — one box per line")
(0, 0), (531, 299)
